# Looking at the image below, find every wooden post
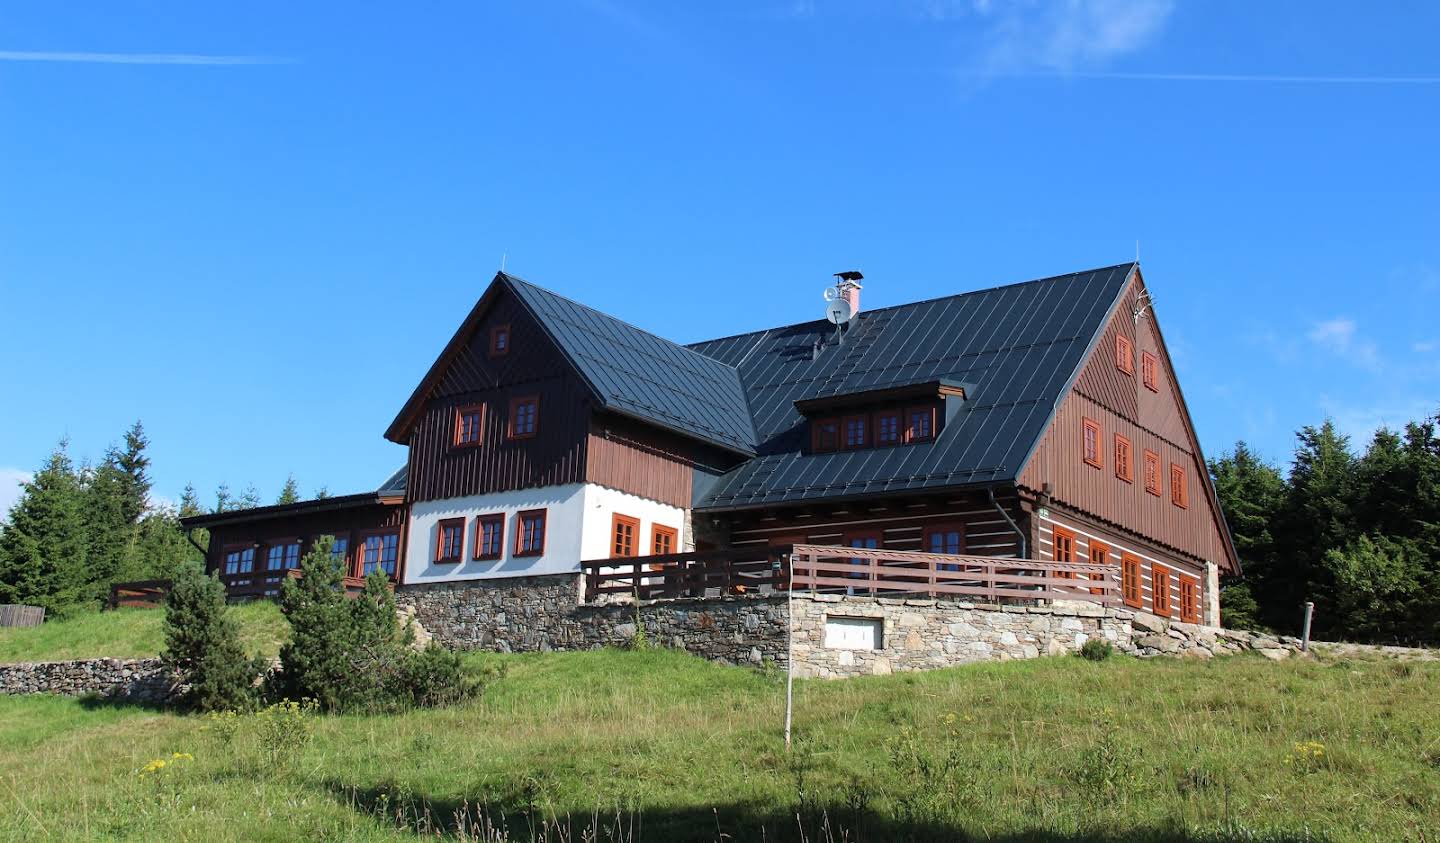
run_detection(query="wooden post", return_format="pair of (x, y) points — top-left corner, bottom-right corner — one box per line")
(1301, 602), (1314, 652)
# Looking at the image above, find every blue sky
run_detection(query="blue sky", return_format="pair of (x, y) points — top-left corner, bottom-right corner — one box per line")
(1, 1), (1437, 516)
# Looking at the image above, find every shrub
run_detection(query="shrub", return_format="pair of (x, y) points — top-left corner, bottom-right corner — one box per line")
(1079, 638), (1114, 662)
(162, 560), (261, 712)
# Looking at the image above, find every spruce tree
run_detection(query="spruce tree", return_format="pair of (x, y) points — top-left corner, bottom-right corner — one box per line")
(275, 536), (358, 711)
(115, 421), (152, 525)
(162, 561), (259, 712)
(0, 441), (92, 614)
(276, 475), (300, 506)
(238, 484), (262, 511)
(82, 452), (133, 596)
(1210, 442), (1286, 630)
(214, 483), (233, 513)
(179, 483), (208, 565)
(1273, 420), (1356, 635)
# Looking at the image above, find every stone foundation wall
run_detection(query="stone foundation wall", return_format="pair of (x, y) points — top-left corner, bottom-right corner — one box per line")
(0, 658), (174, 702)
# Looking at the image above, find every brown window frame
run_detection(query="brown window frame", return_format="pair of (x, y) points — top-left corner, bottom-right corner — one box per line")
(1082, 417), (1103, 469)
(1114, 434), (1134, 483)
(507, 395), (539, 440)
(1143, 450), (1162, 496)
(222, 543), (257, 576)
(1121, 554), (1143, 609)
(489, 324), (511, 357)
(874, 409), (902, 447)
(316, 532), (352, 574)
(840, 413), (869, 450)
(1116, 334), (1134, 375)
(435, 517), (465, 564)
(1052, 525), (1077, 579)
(921, 522), (966, 556)
(1179, 577), (1200, 624)
(1152, 563), (1172, 617)
(652, 524), (678, 556)
(1141, 351), (1159, 392)
(454, 403), (485, 448)
(1170, 463), (1189, 509)
(811, 417), (840, 453)
(1088, 540), (1110, 596)
(904, 405), (936, 444)
(611, 513), (641, 558)
(472, 513), (505, 561)
(514, 509), (547, 557)
(358, 529), (401, 579)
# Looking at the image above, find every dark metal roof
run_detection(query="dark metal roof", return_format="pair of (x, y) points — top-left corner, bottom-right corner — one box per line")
(377, 466), (407, 497)
(501, 273), (758, 456)
(180, 467), (408, 529)
(687, 264), (1136, 510)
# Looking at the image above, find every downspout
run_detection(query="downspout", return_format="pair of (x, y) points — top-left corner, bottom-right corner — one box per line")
(987, 487), (1027, 559)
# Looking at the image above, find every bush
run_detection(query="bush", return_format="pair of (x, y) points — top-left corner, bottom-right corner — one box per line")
(1078, 638), (1114, 662)
(161, 561), (261, 712)
(274, 536), (483, 713)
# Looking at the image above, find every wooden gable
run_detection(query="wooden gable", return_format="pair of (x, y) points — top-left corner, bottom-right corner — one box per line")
(1019, 270), (1238, 572)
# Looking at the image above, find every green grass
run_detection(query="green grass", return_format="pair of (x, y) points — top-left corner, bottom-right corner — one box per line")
(0, 603), (287, 663)
(0, 648), (1436, 841)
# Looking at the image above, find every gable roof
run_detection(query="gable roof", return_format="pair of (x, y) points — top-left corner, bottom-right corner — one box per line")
(687, 264), (1137, 509)
(384, 273), (757, 456)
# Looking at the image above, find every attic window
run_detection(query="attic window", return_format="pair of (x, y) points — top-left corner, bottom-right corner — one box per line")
(1116, 334), (1134, 375)
(875, 410), (901, 446)
(1142, 351), (1158, 392)
(812, 418), (840, 453)
(489, 324), (511, 357)
(455, 404), (484, 447)
(842, 415), (869, 449)
(905, 406), (935, 443)
(1082, 418), (1102, 468)
(1170, 463), (1189, 509)
(1144, 450), (1161, 496)
(1115, 434), (1133, 483)
(508, 396), (539, 440)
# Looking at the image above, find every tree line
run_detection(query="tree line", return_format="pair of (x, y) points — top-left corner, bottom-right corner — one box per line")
(0, 422), (304, 618)
(1211, 410), (1440, 644)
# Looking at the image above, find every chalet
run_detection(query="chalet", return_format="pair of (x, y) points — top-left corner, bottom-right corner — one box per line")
(182, 263), (1238, 660)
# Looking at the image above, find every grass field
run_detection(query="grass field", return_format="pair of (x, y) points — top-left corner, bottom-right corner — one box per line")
(0, 641), (1436, 842)
(0, 603), (287, 663)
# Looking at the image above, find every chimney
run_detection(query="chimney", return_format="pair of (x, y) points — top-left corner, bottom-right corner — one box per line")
(833, 270), (864, 315)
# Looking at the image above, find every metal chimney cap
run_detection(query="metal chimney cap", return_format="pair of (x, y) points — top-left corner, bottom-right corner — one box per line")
(833, 270), (864, 284)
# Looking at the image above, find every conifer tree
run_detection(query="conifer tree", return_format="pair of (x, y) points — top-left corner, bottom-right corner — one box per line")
(1210, 442), (1286, 630)
(82, 451), (132, 598)
(276, 475), (300, 506)
(163, 561), (259, 712)
(214, 483), (233, 513)
(238, 484), (262, 511)
(0, 441), (91, 614)
(275, 536), (357, 711)
(115, 421), (152, 525)
(179, 483), (208, 565)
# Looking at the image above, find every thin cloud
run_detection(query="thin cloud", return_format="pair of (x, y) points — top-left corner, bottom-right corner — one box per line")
(989, 70), (1440, 84)
(0, 50), (291, 66)
(952, 0), (1176, 74)
(1308, 317), (1382, 372)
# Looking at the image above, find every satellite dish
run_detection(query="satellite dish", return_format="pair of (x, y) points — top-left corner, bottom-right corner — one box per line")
(825, 297), (854, 325)
(823, 287), (837, 302)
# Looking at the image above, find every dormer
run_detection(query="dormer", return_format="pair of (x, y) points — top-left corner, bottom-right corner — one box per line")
(796, 379), (971, 455)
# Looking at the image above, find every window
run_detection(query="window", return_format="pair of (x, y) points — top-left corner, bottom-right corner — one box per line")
(844, 531), (881, 585)
(811, 417), (840, 453)
(842, 414), (869, 449)
(1114, 434), (1133, 483)
(265, 544), (285, 571)
(1142, 351), (1158, 392)
(1152, 564), (1172, 616)
(473, 514), (505, 561)
(454, 404), (484, 447)
(611, 513), (640, 557)
(1170, 463), (1189, 508)
(652, 524), (678, 556)
(508, 395), (539, 440)
(435, 518), (465, 563)
(875, 410), (901, 446)
(1052, 525), (1076, 579)
(515, 509), (546, 557)
(1143, 450), (1161, 496)
(223, 546), (255, 575)
(1116, 334), (1134, 375)
(1082, 418), (1102, 468)
(904, 406), (935, 443)
(1180, 578), (1200, 624)
(1122, 554), (1143, 609)
(361, 532), (399, 577)
(265, 541), (300, 571)
(924, 523), (964, 573)
(489, 324), (510, 357)
(1088, 540), (1110, 596)
(330, 535), (350, 567)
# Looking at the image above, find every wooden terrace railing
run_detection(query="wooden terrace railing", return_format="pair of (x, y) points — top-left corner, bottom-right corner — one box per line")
(220, 569), (380, 601)
(582, 544), (1120, 606)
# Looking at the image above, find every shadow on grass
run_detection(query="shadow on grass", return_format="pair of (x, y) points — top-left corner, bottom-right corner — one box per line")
(75, 692), (172, 714)
(323, 779), (1330, 843)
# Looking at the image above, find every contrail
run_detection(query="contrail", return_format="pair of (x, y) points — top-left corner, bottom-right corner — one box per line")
(1001, 70), (1440, 84)
(0, 50), (291, 66)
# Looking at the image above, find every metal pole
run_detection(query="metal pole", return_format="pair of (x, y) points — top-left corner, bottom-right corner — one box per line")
(1301, 601), (1314, 652)
(784, 551), (794, 752)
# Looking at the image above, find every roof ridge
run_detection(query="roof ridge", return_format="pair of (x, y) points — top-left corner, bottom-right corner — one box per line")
(685, 262), (1138, 351)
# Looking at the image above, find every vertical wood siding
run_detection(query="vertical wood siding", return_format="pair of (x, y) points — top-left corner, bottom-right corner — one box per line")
(203, 502), (406, 577)
(585, 414), (696, 509)
(1021, 274), (1234, 571)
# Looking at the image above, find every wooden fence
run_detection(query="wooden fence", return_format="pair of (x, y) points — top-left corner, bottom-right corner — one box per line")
(0, 604), (45, 628)
(788, 543), (1120, 605)
(108, 579), (173, 609)
(581, 544), (1120, 606)
(220, 569), (377, 601)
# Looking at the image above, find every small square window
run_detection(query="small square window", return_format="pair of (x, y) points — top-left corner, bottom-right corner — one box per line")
(508, 396), (539, 440)
(611, 513), (640, 558)
(489, 324), (511, 357)
(515, 509), (546, 557)
(1082, 418), (1102, 468)
(904, 406), (935, 443)
(652, 524), (677, 556)
(473, 514), (505, 561)
(455, 404), (484, 447)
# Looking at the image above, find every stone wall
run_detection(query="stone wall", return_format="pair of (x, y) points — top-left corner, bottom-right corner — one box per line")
(789, 594), (1134, 678)
(0, 658), (175, 702)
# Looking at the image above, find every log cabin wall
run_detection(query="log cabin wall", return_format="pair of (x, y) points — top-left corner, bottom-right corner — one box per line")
(406, 291), (593, 503)
(1020, 272), (1234, 572)
(203, 501), (406, 583)
(718, 489), (1027, 559)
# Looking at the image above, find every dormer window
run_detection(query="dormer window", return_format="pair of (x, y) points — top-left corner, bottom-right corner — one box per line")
(905, 406), (935, 443)
(489, 324), (510, 357)
(842, 415), (869, 449)
(812, 418), (840, 453)
(875, 410), (901, 446)
(798, 382), (955, 455)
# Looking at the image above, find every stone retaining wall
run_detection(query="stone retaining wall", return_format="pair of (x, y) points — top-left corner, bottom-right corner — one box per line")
(0, 657), (175, 702)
